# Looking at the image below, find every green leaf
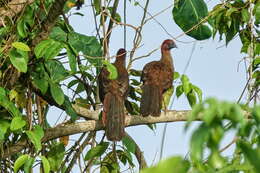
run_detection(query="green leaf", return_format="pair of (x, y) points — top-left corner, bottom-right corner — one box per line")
(190, 124), (210, 162)
(24, 157), (35, 173)
(174, 71), (180, 80)
(254, 2), (260, 25)
(14, 154), (30, 173)
(0, 87), (23, 117)
(40, 156), (51, 173)
(64, 96), (78, 121)
(252, 105), (260, 124)
(50, 82), (65, 105)
(9, 48), (28, 73)
(102, 60), (118, 80)
(50, 27), (67, 42)
(172, 0), (212, 40)
(26, 125), (44, 152)
(141, 156), (190, 173)
(68, 32), (102, 66)
(34, 39), (63, 59)
(192, 84), (202, 102)
(94, 0), (101, 14)
(66, 46), (77, 72)
(163, 86), (174, 109)
(238, 141), (260, 172)
(181, 75), (191, 95)
(187, 90), (196, 107)
(44, 60), (69, 82)
(241, 9), (250, 23)
(176, 85), (183, 98)
(12, 42), (31, 51)
(0, 120), (10, 140)
(10, 116), (26, 131)
(31, 63), (49, 94)
(17, 19), (27, 38)
(47, 143), (65, 171)
(84, 142), (109, 160)
(122, 136), (136, 154)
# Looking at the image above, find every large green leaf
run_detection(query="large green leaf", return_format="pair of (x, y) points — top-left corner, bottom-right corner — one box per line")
(14, 154), (30, 173)
(25, 125), (44, 152)
(34, 39), (63, 59)
(24, 157), (35, 173)
(122, 136), (136, 154)
(9, 48), (28, 73)
(44, 60), (69, 83)
(66, 46), (77, 72)
(49, 82), (65, 105)
(68, 32), (102, 66)
(40, 156), (50, 173)
(173, 0), (212, 40)
(12, 42), (31, 51)
(84, 142), (109, 160)
(50, 27), (67, 42)
(31, 63), (49, 94)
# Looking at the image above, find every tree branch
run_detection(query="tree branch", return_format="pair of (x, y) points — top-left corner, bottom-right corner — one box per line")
(2, 110), (190, 158)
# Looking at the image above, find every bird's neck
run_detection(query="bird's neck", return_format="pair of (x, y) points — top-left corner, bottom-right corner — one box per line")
(114, 59), (126, 67)
(160, 50), (173, 67)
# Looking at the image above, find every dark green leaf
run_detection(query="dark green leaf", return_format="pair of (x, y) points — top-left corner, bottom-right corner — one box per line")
(50, 82), (65, 105)
(122, 136), (136, 154)
(176, 85), (183, 98)
(241, 9), (250, 23)
(40, 156), (50, 173)
(68, 80), (79, 88)
(45, 60), (69, 82)
(10, 116), (26, 131)
(9, 48), (28, 73)
(254, 2), (260, 25)
(172, 0), (212, 40)
(14, 154), (30, 173)
(17, 20), (27, 38)
(47, 143), (65, 171)
(31, 63), (49, 94)
(66, 46), (77, 72)
(25, 125), (44, 152)
(102, 60), (118, 80)
(12, 42), (31, 51)
(84, 142), (109, 160)
(64, 96), (78, 121)
(50, 27), (67, 42)
(94, 0), (101, 14)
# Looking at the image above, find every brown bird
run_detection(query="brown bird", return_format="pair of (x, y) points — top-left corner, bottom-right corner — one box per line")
(98, 48), (129, 141)
(140, 39), (177, 117)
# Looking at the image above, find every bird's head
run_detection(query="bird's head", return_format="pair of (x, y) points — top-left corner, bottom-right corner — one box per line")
(161, 39), (177, 51)
(116, 48), (127, 59)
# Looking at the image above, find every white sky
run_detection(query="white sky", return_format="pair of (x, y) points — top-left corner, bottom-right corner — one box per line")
(47, 0), (247, 171)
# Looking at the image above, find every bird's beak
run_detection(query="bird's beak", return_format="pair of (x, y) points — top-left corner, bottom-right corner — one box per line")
(169, 42), (177, 49)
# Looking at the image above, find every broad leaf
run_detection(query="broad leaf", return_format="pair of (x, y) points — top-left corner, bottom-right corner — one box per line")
(26, 125), (44, 152)
(50, 82), (65, 105)
(50, 27), (67, 42)
(24, 157), (35, 173)
(9, 48), (28, 73)
(34, 39), (63, 59)
(173, 0), (212, 40)
(10, 116), (26, 131)
(44, 60), (69, 82)
(122, 136), (136, 154)
(84, 142), (109, 160)
(47, 143), (65, 171)
(14, 154), (30, 173)
(0, 120), (10, 140)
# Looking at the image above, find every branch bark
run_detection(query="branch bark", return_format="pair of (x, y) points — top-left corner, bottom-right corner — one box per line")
(2, 110), (190, 158)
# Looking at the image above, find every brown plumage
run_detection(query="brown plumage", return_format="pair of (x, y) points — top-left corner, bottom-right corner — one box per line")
(140, 39), (177, 117)
(98, 48), (129, 141)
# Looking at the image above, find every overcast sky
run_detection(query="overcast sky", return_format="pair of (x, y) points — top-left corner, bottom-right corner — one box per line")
(48, 0), (247, 171)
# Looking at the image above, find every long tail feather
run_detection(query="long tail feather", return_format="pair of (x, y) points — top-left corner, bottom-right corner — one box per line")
(103, 93), (125, 141)
(140, 85), (162, 117)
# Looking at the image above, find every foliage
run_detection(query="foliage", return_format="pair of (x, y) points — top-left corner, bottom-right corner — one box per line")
(0, 0), (259, 172)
